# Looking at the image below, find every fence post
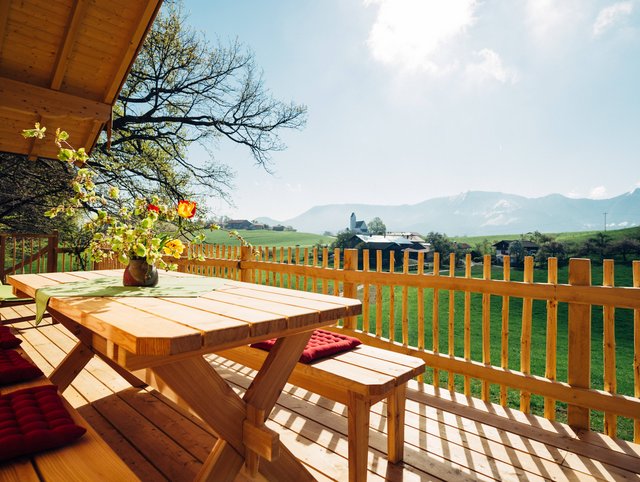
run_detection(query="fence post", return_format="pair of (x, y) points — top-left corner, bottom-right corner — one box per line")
(47, 230), (59, 273)
(342, 249), (358, 330)
(567, 258), (591, 430)
(240, 245), (253, 283)
(0, 234), (6, 283)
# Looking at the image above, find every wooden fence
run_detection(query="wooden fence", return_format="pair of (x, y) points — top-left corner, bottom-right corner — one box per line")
(149, 244), (640, 443)
(0, 232), (89, 283)
(14, 239), (640, 442)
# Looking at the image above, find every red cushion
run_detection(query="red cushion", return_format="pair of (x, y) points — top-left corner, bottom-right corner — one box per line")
(0, 350), (44, 385)
(0, 326), (22, 349)
(251, 329), (362, 364)
(0, 385), (86, 461)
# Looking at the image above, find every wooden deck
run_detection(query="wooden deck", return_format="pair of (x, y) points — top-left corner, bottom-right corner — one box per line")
(2, 304), (640, 482)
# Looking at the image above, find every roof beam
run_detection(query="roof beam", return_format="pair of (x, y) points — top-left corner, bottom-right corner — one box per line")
(0, 1), (10, 54)
(51, 0), (89, 90)
(103, 0), (162, 103)
(0, 76), (111, 121)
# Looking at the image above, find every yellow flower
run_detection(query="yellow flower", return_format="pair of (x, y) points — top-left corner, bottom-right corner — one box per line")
(163, 239), (185, 258)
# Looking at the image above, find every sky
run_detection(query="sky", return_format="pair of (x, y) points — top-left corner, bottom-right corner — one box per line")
(185, 0), (640, 222)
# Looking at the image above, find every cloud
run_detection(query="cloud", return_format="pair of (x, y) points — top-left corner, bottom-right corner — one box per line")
(588, 186), (608, 199)
(525, 0), (583, 46)
(365, 0), (478, 74)
(593, 1), (634, 36)
(465, 49), (518, 84)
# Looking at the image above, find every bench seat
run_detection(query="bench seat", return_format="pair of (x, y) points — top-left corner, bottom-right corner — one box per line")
(0, 343), (139, 481)
(220, 336), (425, 482)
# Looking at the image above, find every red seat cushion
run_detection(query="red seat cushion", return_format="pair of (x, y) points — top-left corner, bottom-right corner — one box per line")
(0, 385), (86, 461)
(251, 329), (362, 364)
(0, 350), (44, 385)
(0, 326), (22, 349)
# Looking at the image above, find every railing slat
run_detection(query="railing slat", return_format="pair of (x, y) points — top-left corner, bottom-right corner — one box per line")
(376, 250), (383, 337)
(448, 253), (456, 392)
(500, 255), (511, 407)
(634, 260), (640, 444)
(520, 256), (534, 413)
(603, 259), (617, 437)
(568, 258), (592, 430)
(544, 257), (558, 419)
(464, 253), (471, 396)
(401, 250), (409, 346)
(389, 251), (396, 343)
(482, 254), (492, 401)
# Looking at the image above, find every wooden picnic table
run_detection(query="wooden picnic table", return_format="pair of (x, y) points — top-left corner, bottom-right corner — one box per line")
(7, 269), (362, 482)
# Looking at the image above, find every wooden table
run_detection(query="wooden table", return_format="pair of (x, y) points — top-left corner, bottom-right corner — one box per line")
(8, 269), (362, 482)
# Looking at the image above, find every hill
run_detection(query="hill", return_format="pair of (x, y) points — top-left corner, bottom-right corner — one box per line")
(270, 189), (640, 236)
(204, 229), (334, 247)
(453, 226), (640, 246)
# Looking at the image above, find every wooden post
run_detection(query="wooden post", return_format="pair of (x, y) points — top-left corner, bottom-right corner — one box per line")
(544, 257), (558, 420)
(417, 251), (425, 383)
(482, 254), (491, 401)
(603, 259), (616, 437)
(0, 234), (6, 283)
(520, 256), (534, 413)
(633, 260), (639, 443)
(240, 245), (253, 283)
(432, 252), (440, 380)
(448, 253), (456, 392)
(401, 250), (409, 346)
(376, 250), (383, 336)
(568, 258), (592, 430)
(47, 230), (59, 273)
(500, 255), (511, 407)
(342, 249), (358, 330)
(389, 252), (396, 342)
(363, 249), (370, 332)
(464, 253), (471, 395)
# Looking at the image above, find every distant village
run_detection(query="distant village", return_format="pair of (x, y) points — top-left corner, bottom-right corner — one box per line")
(222, 213), (539, 267)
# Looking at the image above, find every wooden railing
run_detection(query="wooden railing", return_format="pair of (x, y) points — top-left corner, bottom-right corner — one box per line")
(136, 244), (640, 443)
(0, 232), (89, 283)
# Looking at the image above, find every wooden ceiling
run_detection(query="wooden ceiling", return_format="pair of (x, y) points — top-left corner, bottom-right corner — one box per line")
(0, 0), (163, 160)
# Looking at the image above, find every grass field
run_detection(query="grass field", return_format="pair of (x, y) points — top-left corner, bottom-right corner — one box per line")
(454, 225), (640, 246)
(204, 229), (334, 247)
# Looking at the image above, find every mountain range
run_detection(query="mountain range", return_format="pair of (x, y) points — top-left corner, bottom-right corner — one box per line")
(256, 189), (640, 236)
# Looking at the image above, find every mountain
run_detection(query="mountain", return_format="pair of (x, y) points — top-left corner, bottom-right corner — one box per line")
(271, 190), (640, 236)
(254, 216), (282, 227)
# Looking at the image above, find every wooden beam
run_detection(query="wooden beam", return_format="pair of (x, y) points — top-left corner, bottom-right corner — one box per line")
(103, 0), (163, 103)
(51, 0), (89, 90)
(0, 0), (11, 54)
(0, 76), (111, 121)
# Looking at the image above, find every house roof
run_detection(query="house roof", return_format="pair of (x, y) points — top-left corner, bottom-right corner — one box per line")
(0, 0), (163, 160)
(493, 239), (540, 249)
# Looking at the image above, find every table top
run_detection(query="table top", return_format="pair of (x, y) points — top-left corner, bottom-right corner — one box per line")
(8, 270), (362, 357)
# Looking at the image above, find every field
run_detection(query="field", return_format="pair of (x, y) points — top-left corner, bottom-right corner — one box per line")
(454, 225), (640, 246)
(204, 229), (333, 247)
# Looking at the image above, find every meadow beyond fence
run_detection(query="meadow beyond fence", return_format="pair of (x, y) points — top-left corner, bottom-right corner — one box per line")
(101, 243), (640, 443)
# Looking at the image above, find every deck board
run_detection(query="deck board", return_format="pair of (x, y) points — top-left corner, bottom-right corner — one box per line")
(2, 304), (639, 481)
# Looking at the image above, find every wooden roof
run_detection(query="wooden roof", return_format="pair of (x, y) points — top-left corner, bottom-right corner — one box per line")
(0, 0), (163, 160)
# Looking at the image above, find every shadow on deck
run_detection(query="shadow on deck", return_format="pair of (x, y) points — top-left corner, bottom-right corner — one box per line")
(3, 305), (640, 481)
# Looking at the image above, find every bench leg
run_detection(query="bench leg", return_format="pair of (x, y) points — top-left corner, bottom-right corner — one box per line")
(387, 384), (407, 463)
(347, 392), (371, 482)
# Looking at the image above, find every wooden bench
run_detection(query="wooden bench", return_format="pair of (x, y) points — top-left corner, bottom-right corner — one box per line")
(220, 336), (425, 482)
(0, 339), (140, 481)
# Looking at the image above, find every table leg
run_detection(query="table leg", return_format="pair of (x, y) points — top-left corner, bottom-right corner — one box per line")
(149, 331), (315, 482)
(49, 341), (93, 391)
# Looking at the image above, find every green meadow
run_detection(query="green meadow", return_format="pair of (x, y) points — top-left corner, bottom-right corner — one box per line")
(204, 229), (333, 247)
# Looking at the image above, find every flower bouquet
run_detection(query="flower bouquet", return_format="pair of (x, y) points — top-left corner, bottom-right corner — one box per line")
(21, 123), (230, 286)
